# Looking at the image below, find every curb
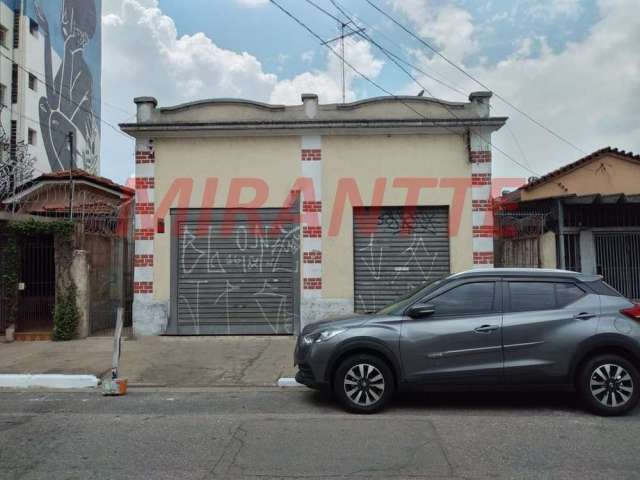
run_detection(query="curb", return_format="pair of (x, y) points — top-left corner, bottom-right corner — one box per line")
(0, 374), (99, 389)
(277, 377), (304, 388)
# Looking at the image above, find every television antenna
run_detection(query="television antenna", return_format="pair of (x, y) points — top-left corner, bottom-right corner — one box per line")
(321, 21), (365, 103)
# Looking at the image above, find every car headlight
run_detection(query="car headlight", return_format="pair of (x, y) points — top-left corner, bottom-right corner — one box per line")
(302, 328), (346, 345)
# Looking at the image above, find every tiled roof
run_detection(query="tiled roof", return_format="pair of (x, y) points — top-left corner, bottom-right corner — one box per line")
(525, 147), (640, 190)
(31, 201), (122, 215)
(31, 169), (135, 196)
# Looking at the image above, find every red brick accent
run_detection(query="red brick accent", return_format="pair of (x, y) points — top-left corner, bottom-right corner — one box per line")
(303, 226), (322, 238)
(134, 254), (154, 267)
(303, 250), (322, 264)
(473, 251), (494, 264)
(472, 173), (492, 186)
(473, 225), (495, 238)
(135, 228), (155, 240)
(135, 202), (155, 215)
(135, 151), (155, 164)
(472, 200), (491, 212)
(303, 277), (322, 289)
(134, 281), (154, 294)
(301, 149), (321, 161)
(302, 201), (322, 213)
(135, 177), (155, 189)
(470, 151), (492, 163)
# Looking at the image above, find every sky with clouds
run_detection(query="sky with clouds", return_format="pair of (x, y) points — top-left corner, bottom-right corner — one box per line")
(100, 0), (640, 185)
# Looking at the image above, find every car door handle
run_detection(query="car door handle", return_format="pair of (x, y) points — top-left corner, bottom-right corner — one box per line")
(574, 312), (597, 321)
(474, 325), (499, 334)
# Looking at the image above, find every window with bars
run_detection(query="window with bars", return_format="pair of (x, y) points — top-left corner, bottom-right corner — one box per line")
(10, 120), (17, 160)
(13, 9), (20, 48)
(11, 63), (18, 103)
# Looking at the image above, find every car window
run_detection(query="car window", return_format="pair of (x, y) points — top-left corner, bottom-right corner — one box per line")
(376, 275), (448, 315)
(429, 282), (495, 316)
(556, 283), (585, 307)
(585, 279), (623, 297)
(509, 281), (585, 312)
(509, 282), (555, 312)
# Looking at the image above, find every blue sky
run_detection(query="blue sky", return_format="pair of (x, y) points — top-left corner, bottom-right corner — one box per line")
(100, 0), (640, 184)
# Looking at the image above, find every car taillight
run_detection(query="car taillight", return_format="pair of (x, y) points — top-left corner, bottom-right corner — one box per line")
(621, 304), (640, 321)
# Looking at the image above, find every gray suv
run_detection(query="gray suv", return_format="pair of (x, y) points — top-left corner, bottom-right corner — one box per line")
(294, 268), (640, 415)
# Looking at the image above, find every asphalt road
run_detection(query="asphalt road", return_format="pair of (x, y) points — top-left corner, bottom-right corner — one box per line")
(1, 387), (639, 479)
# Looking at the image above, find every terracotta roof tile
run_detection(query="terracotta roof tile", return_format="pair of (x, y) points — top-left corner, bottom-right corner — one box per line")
(525, 147), (640, 190)
(33, 169), (135, 196)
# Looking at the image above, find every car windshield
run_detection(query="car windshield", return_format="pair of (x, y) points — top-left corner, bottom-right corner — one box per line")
(376, 275), (447, 315)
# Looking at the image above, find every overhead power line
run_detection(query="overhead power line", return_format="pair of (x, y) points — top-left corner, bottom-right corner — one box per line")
(303, 0), (539, 176)
(0, 51), (132, 141)
(269, 0), (540, 177)
(363, 0), (587, 155)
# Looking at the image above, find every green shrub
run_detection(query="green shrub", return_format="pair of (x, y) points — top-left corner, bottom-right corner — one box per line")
(52, 284), (79, 341)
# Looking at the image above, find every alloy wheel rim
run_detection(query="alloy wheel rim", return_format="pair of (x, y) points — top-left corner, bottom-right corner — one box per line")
(590, 363), (634, 408)
(344, 363), (385, 407)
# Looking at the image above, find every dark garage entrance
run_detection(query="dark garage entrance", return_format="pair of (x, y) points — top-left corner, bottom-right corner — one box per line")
(353, 206), (451, 313)
(169, 207), (300, 335)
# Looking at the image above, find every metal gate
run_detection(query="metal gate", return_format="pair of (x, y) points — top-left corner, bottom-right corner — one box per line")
(17, 235), (56, 332)
(353, 206), (450, 313)
(594, 232), (640, 300)
(170, 208), (300, 335)
(0, 233), (8, 334)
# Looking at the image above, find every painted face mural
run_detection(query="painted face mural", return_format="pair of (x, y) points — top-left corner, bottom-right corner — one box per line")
(35, 0), (101, 173)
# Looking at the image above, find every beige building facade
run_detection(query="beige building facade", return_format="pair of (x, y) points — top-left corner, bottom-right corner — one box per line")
(121, 93), (506, 335)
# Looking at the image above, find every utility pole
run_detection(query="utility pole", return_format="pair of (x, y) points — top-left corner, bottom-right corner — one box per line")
(321, 22), (365, 103)
(68, 131), (74, 221)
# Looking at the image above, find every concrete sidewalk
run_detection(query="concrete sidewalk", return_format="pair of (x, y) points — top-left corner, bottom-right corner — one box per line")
(0, 336), (297, 387)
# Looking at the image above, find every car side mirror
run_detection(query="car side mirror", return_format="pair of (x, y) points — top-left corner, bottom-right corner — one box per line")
(407, 303), (435, 319)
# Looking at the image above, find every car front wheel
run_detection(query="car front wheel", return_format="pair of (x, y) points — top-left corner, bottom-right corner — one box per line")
(578, 354), (640, 416)
(333, 354), (395, 413)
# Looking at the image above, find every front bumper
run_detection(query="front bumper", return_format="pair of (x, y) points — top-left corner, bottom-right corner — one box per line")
(293, 337), (331, 389)
(295, 364), (326, 389)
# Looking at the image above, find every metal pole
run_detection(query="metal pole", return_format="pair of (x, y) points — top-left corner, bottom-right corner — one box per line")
(68, 131), (74, 220)
(557, 198), (566, 269)
(112, 307), (124, 379)
(341, 23), (345, 104)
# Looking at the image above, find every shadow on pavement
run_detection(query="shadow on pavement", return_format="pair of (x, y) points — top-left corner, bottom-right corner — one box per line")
(301, 388), (602, 415)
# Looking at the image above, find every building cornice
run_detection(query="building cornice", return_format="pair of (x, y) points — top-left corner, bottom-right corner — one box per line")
(120, 117), (508, 138)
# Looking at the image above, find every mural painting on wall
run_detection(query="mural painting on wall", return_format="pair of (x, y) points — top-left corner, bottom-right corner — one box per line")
(34, 0), (101, 173)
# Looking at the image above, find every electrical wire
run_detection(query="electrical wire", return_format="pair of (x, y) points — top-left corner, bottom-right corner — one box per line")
(0, 51), (133, 140)
(291, 0), (539, 176)
(363, 0), (587, 155)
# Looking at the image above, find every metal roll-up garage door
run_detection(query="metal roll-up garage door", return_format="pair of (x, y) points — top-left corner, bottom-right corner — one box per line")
(353, 206), (450, 313)
(170, 208), (300, 335)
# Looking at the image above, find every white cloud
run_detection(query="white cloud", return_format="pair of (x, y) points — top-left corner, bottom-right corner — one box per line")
(396, 0), (640, 178)
(387, 0), (477, 63)
(527, 0), (582, 19)
(270, 38), (384, 104)
(104, 0), (384, 108)
(102, 0), (278, 106)
(234, 0), (269, 7)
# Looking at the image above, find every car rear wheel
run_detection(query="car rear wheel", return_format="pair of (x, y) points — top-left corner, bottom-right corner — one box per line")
(333, 354), (395, 414)
(578, 354), (640, 416)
